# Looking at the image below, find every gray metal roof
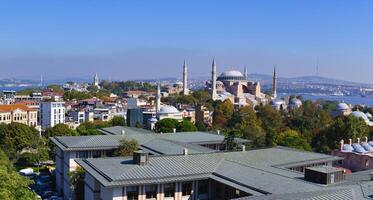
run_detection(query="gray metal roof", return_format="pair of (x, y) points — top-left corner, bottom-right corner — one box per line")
(236, 188), (356, 200)
(76, 147), (342, 193)
(306, 166), (343, 174)
(51, 126), (248, 154)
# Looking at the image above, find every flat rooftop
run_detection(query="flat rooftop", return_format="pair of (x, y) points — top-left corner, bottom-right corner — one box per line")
(51, 126), (249, 155)
(76, 147), (342, 195)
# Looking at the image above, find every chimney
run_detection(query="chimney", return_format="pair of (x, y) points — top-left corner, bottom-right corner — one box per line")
(121, 129), (125, 135)
(358, 138), (361, 144)
(217, 130), (220, 135)
(340, 140), (344, 151)
(133, 151), (149, 166)
(365, 137), (368, 143)
(349, 139), (352, 145)
(173, 128), (176, 133)
(242, 145), (246, 152)
(183, 148), (188, 155)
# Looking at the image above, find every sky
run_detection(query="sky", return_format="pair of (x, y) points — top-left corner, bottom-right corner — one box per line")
(1, 0), (373, 83)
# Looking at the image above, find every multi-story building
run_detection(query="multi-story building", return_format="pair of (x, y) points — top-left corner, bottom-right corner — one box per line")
(0, 104), (38, 127)
(195, 105), (212, 126)
(77, 147), (342, 200)
(40, 101), (65, 130)
(51, 126), (249, 200)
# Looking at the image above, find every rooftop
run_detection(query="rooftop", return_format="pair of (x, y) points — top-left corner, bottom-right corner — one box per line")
(76, 147), (342, 194)
(51, 126), (248, 155)
(0, 103), (36, 112)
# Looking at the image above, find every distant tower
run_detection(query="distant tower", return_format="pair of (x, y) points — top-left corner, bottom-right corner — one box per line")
(182, 60), (189, 95)
(244, 65), (248, 80)
(211, 58), (217, 100)
(156, 83), (161, 113)
(273, 66), (277, 99)
(40, 75), (43, 88)
(93, 73), (99, 87)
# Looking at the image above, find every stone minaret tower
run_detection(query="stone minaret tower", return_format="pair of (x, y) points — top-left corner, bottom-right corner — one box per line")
(273, 66), (277, 99)
(182, 60), (189, 95)
(156, 83), (161, 112)
(244, 65), (248, 80)
(211, 58), (217, 100)
(93, 73), (99, 87)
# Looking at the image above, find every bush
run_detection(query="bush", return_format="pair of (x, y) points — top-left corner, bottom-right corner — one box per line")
(16, 152), (37, 167)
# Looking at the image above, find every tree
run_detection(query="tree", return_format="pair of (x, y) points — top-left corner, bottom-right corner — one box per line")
(177, 120), (197, 132)
(46, 124), (78, 137)
(69, 167), (85, 200)
(0, 123), (40, 160)
(213, 99), (234, 128)
(76, 122), (101, 136)
(256, 105), (283, 146)
(0, 149), (38, 200)
(326, 116), (369, 150)
(195, 121), (207, 131)
(224, 130), (238, 151)
(114, 138), (139, 157)
(110, 116), (126, 126)
(275, 129), (311, 151)
(232, 106), (266, 148)
(154, 118), (179, 133)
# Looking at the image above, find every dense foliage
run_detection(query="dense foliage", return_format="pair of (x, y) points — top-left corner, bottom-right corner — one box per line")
(211, 99), (371, 152)
(154, 119), (198, 133)
(114, 138), (139, 156)
(0, 149), (38, 200)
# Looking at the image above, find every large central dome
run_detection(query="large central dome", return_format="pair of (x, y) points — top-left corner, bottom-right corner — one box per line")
(217, 69), (245, 81)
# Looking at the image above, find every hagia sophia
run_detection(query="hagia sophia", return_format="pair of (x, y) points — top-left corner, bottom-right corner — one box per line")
(161, 59), (280, 108)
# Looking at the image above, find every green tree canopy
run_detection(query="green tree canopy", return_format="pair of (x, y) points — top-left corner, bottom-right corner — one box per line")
(256, 104), (283, 146)
(326, 116), (369, 150)
(0, 123), (40, 160)
(154, 118), (179, 133)
(110, 116), (126, 126)
(213, 99), (234, 128)
(46, 124), (78, 137)
(231, 106), (266, 148)
(177, 120), (197, 132)
(275, 129), (311, 151)
(0, 149), (38, 200)
(114, 138), (139, 157)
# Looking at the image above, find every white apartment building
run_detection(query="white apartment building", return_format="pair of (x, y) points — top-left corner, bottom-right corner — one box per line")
(40, 101), (65, 130)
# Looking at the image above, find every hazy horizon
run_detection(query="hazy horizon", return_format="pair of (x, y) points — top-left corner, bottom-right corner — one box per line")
(1, 1), (373, 83)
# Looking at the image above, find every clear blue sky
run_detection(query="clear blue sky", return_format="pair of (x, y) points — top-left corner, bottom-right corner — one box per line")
(1, 0), (373, 83)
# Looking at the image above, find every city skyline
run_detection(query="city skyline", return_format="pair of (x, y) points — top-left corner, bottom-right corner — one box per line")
(1, 1), (373, 83)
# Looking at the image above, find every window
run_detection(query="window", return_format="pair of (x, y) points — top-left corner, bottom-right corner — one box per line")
(182, 182), (192, 196)
(164, 183), (175, 197)
(76, 151), (88, 158)
(145, 185), (157, 199)
(366, 160), (370, 167)
(198, 180), (209, 194)
(127, 186), (139, 200)
(92, 151), (102, 158)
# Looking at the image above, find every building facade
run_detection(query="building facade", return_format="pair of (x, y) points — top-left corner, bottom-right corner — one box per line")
(0, 104), (38, 127)
(40, 101), (65, 130)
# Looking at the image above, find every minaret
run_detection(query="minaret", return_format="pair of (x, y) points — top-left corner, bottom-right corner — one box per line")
(211, 58), (217, 100)
(244, 65), (248, 80)
(93, 73), (99, 87)
(182, 60), (189, 95)
(273, 66), (277, 99)
(156, 83), (161, 113)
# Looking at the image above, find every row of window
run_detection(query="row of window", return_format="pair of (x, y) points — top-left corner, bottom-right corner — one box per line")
(0, 112), (37, 121)
(126, 181), (208, 200)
